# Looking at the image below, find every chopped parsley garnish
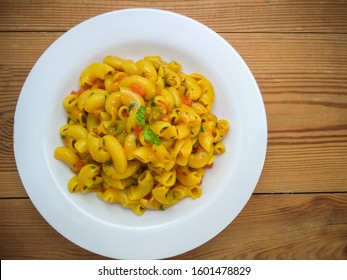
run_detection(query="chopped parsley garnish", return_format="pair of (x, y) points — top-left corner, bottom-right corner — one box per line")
(135, 105), (161, 146)
(129, 102), (137, 111)
(143, 125), (161, 146)
(135, 105), (146, 127)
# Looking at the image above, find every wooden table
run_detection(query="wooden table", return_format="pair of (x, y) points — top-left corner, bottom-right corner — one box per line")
(1, 0), (347, 260)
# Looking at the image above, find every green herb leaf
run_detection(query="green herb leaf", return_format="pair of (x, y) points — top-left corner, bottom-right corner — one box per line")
(135, 105), (146, 127)
(135, 105), (161, 146)
(143, 125), (161, 146)
(129, 102), (137, 111)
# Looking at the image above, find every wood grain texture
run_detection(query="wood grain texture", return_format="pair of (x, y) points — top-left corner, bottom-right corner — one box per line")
(1, 0), (347, 33)
(175, 193), (347, 260)
(1, 194), (346, 259)
(1, 0), (347, 260)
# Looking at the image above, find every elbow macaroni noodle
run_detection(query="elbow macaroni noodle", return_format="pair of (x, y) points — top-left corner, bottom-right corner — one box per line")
(54, 55), (229, 215)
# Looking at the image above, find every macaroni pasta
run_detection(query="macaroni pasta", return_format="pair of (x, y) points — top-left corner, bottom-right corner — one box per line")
(54, 55), (229, 215)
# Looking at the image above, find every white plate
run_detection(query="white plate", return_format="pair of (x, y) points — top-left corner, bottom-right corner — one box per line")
(14, 8), (267, 259)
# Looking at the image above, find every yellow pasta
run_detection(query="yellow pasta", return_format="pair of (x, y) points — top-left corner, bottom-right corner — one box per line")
(86, 134), (111, 163)
(78, 164), (102, 191)
(118, 75), (156, 100)
(128, 170), (154, 200)
(54, 55), (229, 215)
(83, 90), (108, 113)
(54, 146), (80, 170)
(120, 87), (145, 108)
(172, 184), (202, 200)
(102, 160), (141, 180)
(136, 59), (157, 84)
(152, 185), (177, 206)
(79, 63), (114, 87)
(102, 135), (128, 173)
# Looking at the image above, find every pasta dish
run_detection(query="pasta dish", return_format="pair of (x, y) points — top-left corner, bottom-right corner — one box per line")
(54, 55), (229, 215)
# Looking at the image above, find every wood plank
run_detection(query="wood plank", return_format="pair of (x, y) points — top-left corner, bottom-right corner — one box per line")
(0, 198), (108, 259)
(0, 118), (27, 198)
(258, 143), (347, 193)
(0, 0), (347, 33)
(0, 172), (26, 197)
(0, 32), (61, 198)
(175, 193), (347, 260)
(0, 32), (61, 119)
(1, 194), (346, 259)
(0, 35), (46, 198)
